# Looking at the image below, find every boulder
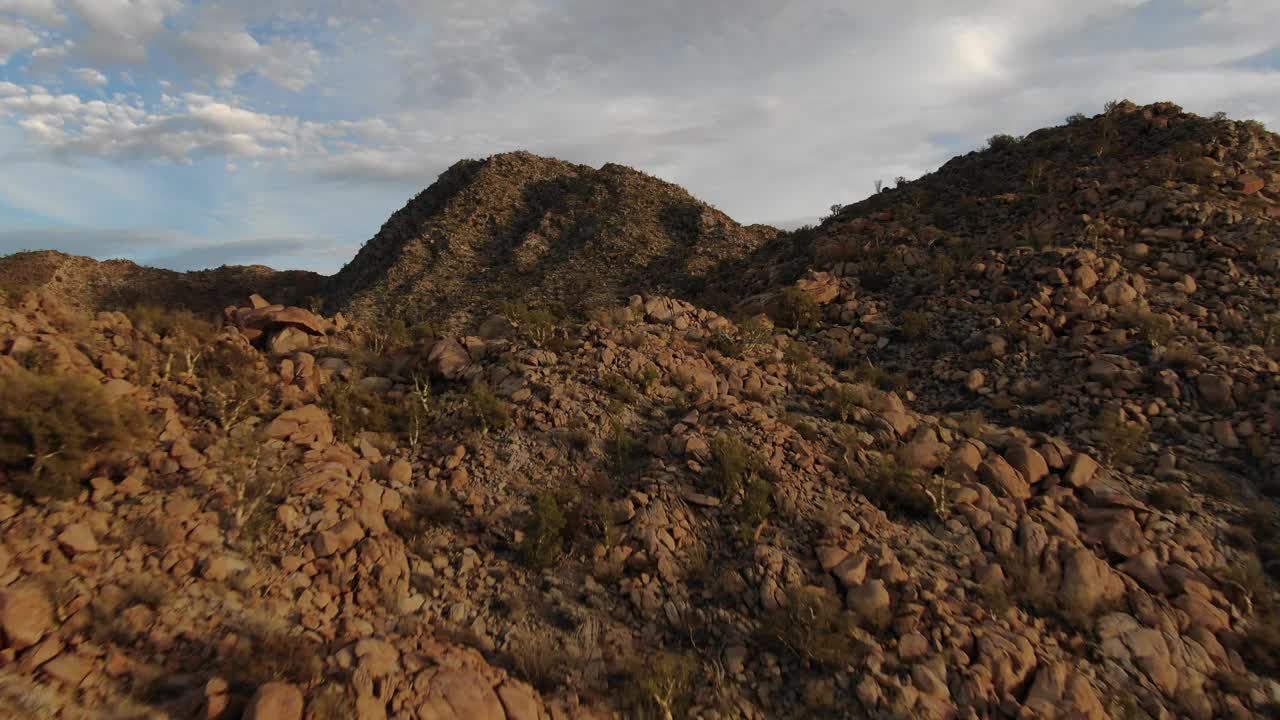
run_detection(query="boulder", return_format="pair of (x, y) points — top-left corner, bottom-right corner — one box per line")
(266, 327), (313, 355)
(426, 338), (471, 380)
(0, 584), (54, 650)
(978, 455), (1031, 499)
(243, 681), (304, 720)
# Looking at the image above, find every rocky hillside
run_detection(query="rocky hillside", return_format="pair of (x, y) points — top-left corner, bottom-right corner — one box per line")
(1, 101), (1279, 719)
(324, 151), (778, 332)
(0, 250), (324, 315)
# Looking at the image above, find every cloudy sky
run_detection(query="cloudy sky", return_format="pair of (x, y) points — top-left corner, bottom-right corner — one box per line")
(0, 0), (1277, 273)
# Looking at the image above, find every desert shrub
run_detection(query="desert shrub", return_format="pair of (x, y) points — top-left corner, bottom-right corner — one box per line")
(828, 383), (864, 422)
(307, 684), (354, 720)
(221, 623), (325, 687)
(858, 268), (894, 292)
(605, 418), (644, 476)
(760, 586), (858, 667)
(1065, 113), (1088, 126)
(1119, 306), (1176, 345)
(390, 487), (456, 544)
(738, 471), (774, 541)
(1241, 608), (1280, 678)
(0, 368), (148, 500)
(507, 632), (566, 691)
(1160, 344), (1204, 371)
(899, 311), (931, 339)
(322, 379), (403, 443)
(708, 433), (774, 539)
(782, 413), (819, 441)
(848, 363), (907, 392)
(519, 492), (567, 568)
(502, 302), (558, 347)
(626, 652), (699, 720)
(737, 314), (774, 349)
(127, 305), (217, 343)
(927, 253), (957, 279)
(361, 315), (435, 354)
(466, 381), (511, 433)
(986, 134), (1022, 152)
(861, 456), (947, 522)
(709, 433), (765, 495)
(1147, 483), (1192, 513)
(200, 336), (270, 430)
(219, 434), (285, 551)
(1096, 408), (1148, 462)
(602, 372), (638, 403)
(775, 288), (820, 330)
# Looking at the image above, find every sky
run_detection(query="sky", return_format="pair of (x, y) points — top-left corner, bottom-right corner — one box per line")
(0, 1), (1277, 274)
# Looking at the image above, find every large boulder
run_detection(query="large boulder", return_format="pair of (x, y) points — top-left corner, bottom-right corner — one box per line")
(0, 584), (54, 651)
(243, 681), (304, 720)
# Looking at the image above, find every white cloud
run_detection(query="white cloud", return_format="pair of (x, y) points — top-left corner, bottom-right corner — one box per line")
(256, 37), (319, 92)
(174, 25), (319, 91)
(0, 0), (64, 26)
(176, 27), (260, 87)
(70, 66), (107, 86)
(0, 17), (38, 63)
(70, 0), (180, 63)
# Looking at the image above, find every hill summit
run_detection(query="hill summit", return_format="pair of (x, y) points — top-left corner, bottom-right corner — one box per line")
(326, 151), (778, 331)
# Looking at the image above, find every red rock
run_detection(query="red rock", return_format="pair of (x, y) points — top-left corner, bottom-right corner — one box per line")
(41, 652), (94, 687)
(57, 523), (99, 553)
(978, 455), (1031, 499)
(426, 338), (471, 380)
(243, 681), (304, 720)
(1004, 446), (1049, 485)
(496, 680), (543, 720)
(1238, 174), (1265, 195)
(419, 670), (506, 720)
(266, 326), (312, 355)
(1064, 453), (1099, 487)
(0, 584), (54, 650)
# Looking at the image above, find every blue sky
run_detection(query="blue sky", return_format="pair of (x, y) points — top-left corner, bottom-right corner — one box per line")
(0, 0), (1277, 274)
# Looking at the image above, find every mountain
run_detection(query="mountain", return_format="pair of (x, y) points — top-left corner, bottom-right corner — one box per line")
(325, 151), (778, 331)
(2, 101), (1280, 719)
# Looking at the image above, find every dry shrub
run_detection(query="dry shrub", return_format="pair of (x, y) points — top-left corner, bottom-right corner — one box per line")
(775, 287), (821, 330)
(1147, 483), (1192, 513)
(0, 367), (148, 500)
(760, 586), (858, 668)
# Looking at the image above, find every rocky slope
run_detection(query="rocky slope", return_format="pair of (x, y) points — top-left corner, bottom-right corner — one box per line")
(0, 101), (1279, 719)
(0, 250), (324, 315)
(324, 151), (778, 332)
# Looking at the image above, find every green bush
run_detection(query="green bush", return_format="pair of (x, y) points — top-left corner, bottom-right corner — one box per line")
(519, 492), (567, 569)
(709, 433), (765, 495)
(708, 433), (774, 539)
(986, 134), (1022, 152)
(466, 381), (511, 432)
(0, 368), (148, 499)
